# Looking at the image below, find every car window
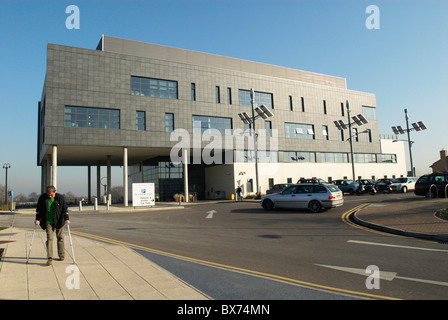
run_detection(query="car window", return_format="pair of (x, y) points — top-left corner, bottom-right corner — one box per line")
(296, 185), (313, 193)
(314, 185), (327, 193)
(282, 186), (296, 194)
(434, 175), (447, 183)
(328, 185), (340, 192)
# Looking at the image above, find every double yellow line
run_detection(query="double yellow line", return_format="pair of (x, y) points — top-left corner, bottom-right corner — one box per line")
(341, 203), (372, 230)
(70, 214), (399, 300)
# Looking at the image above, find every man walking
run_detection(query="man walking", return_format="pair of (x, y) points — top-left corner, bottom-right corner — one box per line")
(35, 185), (69, 266)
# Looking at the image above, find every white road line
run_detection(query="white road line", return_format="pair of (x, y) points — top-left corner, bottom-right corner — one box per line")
(316, 264), (448, 287)
(348, 240), (448, 253)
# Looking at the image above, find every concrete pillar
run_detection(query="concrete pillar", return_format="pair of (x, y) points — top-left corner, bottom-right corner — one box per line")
(52, 145), (57, 189)
(123, 147), (128, 206)
(183, 149), (189, 203)
(87, 166), (91, 204)
(97, 162), (101, 199)
(107, 155), (111, 205)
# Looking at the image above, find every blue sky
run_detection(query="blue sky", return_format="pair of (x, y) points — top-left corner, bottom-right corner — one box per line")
(0, 0), (447, 196)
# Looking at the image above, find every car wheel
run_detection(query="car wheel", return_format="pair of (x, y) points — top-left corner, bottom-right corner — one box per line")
(308, 200), (322, 213)
(262, 199), (274, 210)
(349, 189), (355, 195)
(402, 186), (407, 193)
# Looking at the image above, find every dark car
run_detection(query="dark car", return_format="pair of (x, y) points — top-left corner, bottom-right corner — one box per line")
(332, 179), (359, 195)
(375, 178), (395, 193)
(266, 183), (294, 194)
(297, 178), (328, 184)
(414, 172), (448, 198)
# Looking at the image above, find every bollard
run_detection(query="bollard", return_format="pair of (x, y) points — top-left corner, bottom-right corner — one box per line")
(94, 197), (98, 211)
(79, 200), (82, 211)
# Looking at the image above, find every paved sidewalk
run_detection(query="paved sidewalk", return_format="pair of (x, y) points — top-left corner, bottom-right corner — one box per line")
(0, 226), (209, 300)
(354, 197), (448, 242)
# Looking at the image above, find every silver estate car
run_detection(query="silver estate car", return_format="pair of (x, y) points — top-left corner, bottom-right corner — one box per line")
(261, 183), (344, 213)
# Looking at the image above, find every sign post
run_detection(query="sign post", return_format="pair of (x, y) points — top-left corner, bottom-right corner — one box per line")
(132, 183), (155, 207)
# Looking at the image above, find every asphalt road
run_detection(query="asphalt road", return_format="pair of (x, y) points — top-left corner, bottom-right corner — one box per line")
(11, 193), (448, 300)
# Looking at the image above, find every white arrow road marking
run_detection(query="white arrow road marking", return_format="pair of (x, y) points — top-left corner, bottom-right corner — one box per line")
(315, 264), (448, 287)
(348, 240), (448, 253)
(206, 210), (217, 219)
(315, 264), (396, 281)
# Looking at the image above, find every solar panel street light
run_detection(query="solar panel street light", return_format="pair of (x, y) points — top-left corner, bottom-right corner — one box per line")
(352, 116), (362, 126)
(417, 121), (427, 130)
(411, 123), (421, 131)
(357, 114), (368, 124)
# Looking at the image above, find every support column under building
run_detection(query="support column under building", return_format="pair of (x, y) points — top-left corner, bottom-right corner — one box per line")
(107, 155), (111, 204)
(87, 166), (91, 204)
(97, 162), (101, 199)
(123, 147), (128, 206)
(183, 149), (189, 203)
(52, 145), (57, 189)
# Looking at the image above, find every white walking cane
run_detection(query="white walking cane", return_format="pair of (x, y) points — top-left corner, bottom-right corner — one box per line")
(66, 223), (76, 264)
(26, 223), (37, 264)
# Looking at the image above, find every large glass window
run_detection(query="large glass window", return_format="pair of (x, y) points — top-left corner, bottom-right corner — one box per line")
(64, 106), (120, 129)
(131, 76), (178, 99)
(285, 123), (315, 139)
(192, 115), (232, 134)
(362, 106), (376, 120)
(282, 151), (316, 163)
(354, 153), (377, 163)
(238, 89), (274, 109)
(380, 154), (397, 163)
(321, 152), (349, 163)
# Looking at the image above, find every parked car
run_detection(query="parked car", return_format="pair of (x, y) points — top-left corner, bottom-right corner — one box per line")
(332, 179), (359, 195)
(375, 178), (395, 193)
(261, 183), (343, 213)
(390, 177), (417, 193)
(358, 179), (376, 186)
(266, 183), (294, 194)
(414, 172), (448, 198)
(297, 178), (328, 184)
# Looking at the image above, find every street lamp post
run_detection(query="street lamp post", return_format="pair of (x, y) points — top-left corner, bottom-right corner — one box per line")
(238, 88), (274, 198)
(392, 109), (427, 177)
(3, 163), (11, 204)
(334, 101), (368, 181)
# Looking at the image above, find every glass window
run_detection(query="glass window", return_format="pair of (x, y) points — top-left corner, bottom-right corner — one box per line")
(321, 153), (349, 163)
(362, 106), (376, 120)
(165, 113), (174, 132)
(227, 87), (232, 105)
(282, 151), (316, 163)
(323, 125), (329, 140)
(64, 106), (120, 129)
(265, 121), (272, 137)
(136, 111), (146, 131)
(381, 154), (397, 163)
(131, 76), (178, 99)
(285, 123), (315, 139)
(216, 86), (221, 104)
(192, 115), (232, 134)
(191, 83), (196, 101)
(238, 89), (274, 109)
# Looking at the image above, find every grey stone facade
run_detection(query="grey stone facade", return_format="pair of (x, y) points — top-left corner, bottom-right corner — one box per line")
(38, 35), (398, 200)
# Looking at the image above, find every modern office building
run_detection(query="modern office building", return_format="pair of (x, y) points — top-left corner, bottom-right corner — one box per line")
(37, 35), (407, 203)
